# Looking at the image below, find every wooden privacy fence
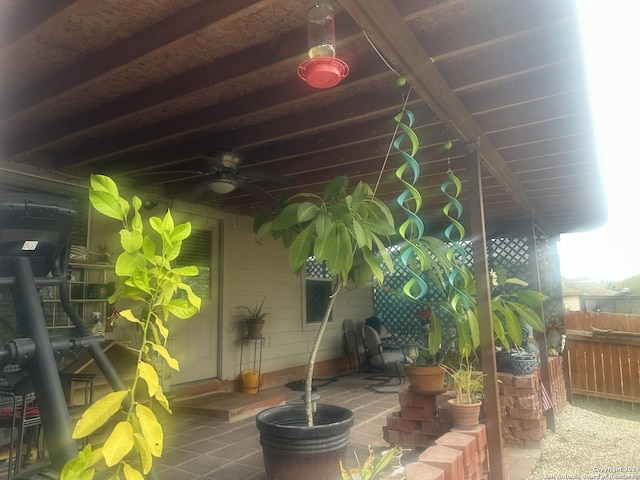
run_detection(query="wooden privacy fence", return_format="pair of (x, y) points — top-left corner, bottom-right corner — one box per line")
(565, 311), (640, 403)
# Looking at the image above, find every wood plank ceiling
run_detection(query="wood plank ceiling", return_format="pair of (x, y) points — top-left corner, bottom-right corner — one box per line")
(0, 0), (606, 237)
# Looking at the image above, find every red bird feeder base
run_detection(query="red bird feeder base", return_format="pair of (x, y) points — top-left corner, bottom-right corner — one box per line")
(297, 57), (349, 89)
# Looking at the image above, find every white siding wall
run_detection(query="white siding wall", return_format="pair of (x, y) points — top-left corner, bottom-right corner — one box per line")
(87, 196), (375, 383)
(221, 214), (375, 381)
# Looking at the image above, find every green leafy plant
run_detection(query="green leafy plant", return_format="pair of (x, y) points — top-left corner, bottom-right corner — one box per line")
(237, 297), (269, 322)
(340, 446), (406, 480)
(489, 266), (547, 349)
(441, 358), (484, 404)
(255, 175), (397, 426)
(62, 174), (202, 480)
(417, 263), (548, 363)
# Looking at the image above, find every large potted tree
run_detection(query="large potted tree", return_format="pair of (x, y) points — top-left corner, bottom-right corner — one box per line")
(253, 175), (398, 480)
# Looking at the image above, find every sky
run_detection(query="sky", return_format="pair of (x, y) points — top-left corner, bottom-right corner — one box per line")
(556, 1), (640, 281)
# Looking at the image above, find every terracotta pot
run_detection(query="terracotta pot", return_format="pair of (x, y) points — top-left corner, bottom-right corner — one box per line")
(256, 404), (354, 480)
(246, 319), (265, 338)
(447, 398), (482, 429)
(405, 365), (446, 394)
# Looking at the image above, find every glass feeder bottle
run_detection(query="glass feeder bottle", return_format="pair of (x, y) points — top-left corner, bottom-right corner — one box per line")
(307, 0), (336, 59)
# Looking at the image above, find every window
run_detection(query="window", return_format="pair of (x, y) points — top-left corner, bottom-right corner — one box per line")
(304, 258), (333, 325)
(175, 228), (212, 300)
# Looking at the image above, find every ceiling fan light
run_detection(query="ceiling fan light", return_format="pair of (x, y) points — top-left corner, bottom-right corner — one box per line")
(209, 178), (236, 194)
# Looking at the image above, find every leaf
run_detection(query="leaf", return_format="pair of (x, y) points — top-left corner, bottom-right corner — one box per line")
(118, 309), (141, 324)
(115, 251), (147, 277)
(360, 218), (396, 236)
(61, 445), (94, 480)
(271, 204), (301, 230)
(103, 421), (134, 466)
(166, 299), (199, 319)
(122, 463), (144, 480)
(466, 308), (480, 350)
(138, 362), (160, 397)
(89, 175), (125, 221)
(136, 404), (163, 457)
(314, 211), (332, 239)
(133, 433), (152, 474)
(313, 221), (335, 263)
(494, 300), (522, 347)
(297, 202), (319, 223)
(511, 301), (545, 333)
(323, 175), (348, 201)
(325, 223), (352, 277)
(154, 316), (169, 342)
(512, 289), (548, 307)
(177, 282), (202, 311)
(288, 223), (314, 273)
(170, 222), (192, 243)
(505, 277), (529, 287)
(141, 236), (156, 262)
(150, 343), (180, 371)
(173, 265), (199, 277)
(149, 216), (163, 235)
(428, 316), (442, 356)
(352, 219), (369, 249)
(73, 390), (128, 439)
(154, 389), (172, 413)
(162, 210), (175, 232)
(254, 219), (273, 244)
(120, 228), (142, 253)
(362, 248), (384, 285)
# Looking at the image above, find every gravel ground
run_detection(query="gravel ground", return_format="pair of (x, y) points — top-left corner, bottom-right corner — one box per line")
(531, 403), (640, 479)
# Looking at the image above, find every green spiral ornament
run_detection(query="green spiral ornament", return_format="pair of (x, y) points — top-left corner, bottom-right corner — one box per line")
(393, 109), (428, 299)
(440, 169), (472, 312)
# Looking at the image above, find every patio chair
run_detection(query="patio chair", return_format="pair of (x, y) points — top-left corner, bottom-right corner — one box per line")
(362, 326), (412, 392)
(342, 319), (361, 373)
(0, 371), (94, 479)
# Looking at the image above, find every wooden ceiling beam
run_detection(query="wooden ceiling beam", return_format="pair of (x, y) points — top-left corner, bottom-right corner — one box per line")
(0, 0), (273, 123)
(5, 1), (447, 163)
(90, 83), (420, 175)
(0, 0), (78, 50)
(56, 52), (393, 168)
(337, 0), (552, 233)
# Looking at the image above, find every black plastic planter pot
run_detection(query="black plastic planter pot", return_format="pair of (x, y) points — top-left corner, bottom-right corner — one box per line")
(256, 404), (354, 480)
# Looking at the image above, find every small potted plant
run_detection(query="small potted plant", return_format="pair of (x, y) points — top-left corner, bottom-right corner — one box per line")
(237, 297), (269, 337)
(441, 358), (485, 429)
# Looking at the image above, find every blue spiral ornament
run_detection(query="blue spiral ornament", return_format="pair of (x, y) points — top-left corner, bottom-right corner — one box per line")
(440, 169), (472, 312)
(393, 109), (428, 300)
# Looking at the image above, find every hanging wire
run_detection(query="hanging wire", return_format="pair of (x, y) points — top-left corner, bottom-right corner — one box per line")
(362, 28), (429, 299)
(362, 30), (401, 76)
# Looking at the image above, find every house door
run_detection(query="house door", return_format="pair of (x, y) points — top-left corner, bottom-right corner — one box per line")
(169, 223), (221, 386)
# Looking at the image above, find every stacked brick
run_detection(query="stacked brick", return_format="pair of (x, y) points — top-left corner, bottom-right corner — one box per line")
(383, 389), (452, 448)
(498, 356), (568, 447)
(405, 424), (489, 480)
(498, 369), (545, 447)
(548, 356), (568, 411)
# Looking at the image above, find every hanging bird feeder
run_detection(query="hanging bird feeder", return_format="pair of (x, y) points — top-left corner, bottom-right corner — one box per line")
(297, 0), (349, 89)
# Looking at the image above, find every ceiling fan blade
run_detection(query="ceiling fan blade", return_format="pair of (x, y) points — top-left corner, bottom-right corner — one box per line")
(237, 181), (278, 205)
(240, 170), (299, 185)
(182, 181), (214, 202)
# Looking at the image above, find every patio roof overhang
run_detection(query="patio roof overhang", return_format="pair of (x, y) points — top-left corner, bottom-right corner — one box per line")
(0, 0), (605, 238)
(0, 1), (602, 477)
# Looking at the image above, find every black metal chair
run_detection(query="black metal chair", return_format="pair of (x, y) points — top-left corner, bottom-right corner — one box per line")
(0, 373), (94, 479)
(362, 325), (412, 392)
(342, 319), (361, 373)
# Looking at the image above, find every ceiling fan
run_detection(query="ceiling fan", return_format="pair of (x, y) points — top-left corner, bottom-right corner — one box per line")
(181, 152), (299, 203)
